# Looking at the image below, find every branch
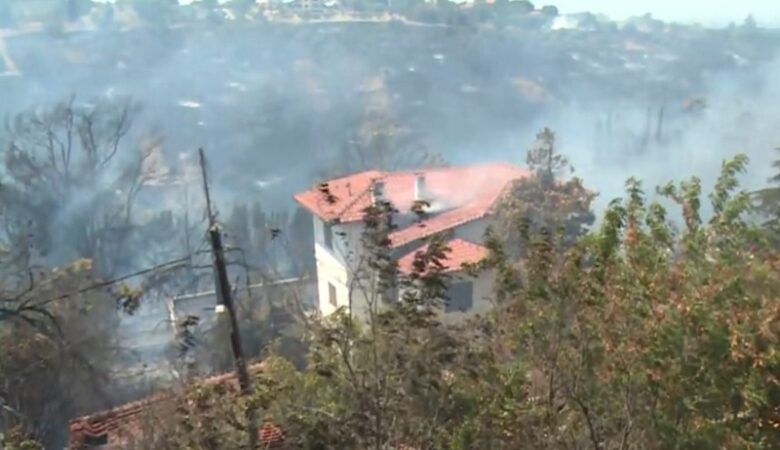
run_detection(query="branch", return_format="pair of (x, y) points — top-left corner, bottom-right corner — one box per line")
(101, 102), (131, 169)
(566, 383), (601, 450)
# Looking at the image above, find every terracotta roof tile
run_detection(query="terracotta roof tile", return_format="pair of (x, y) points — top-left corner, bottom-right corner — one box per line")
(258, 422), (285, 448)
(293, 169), (382, 222)
(68, 362), (273, 449)
(397, 238), (489, 274)
(294, 163), (529, 246)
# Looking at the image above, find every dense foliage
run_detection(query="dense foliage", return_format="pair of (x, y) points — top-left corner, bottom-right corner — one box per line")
(111, 152), (779, 450)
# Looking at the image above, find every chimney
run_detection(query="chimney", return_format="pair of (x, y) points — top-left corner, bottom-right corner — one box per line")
(371, 180), (385, 205)
(414, 173), (426, 201)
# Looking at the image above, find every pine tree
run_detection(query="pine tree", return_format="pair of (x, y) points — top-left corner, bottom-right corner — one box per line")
(498, 127), (596, 253)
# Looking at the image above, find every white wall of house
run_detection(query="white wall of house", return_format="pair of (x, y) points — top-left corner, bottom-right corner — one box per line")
(311, 215), (498, 319)
(312, 216), (365, 316)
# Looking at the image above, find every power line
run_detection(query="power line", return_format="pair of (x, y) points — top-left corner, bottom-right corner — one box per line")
(22, 256), (195, 311)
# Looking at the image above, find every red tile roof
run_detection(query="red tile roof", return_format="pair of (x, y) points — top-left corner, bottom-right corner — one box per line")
(294, 169), (383, 223)
(294, 163), (529, 247)
(397, 238), (489, 274)
(68, 363), (280, 449)
(258, 422), (285, 447)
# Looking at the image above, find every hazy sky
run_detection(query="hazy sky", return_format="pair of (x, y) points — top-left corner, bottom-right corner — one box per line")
(549, 0), (778, 26)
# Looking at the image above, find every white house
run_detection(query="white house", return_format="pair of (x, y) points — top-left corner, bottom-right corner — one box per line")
(294, 163), (529, 319)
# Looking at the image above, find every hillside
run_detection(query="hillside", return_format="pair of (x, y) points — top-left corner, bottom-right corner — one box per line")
(0, 13), (778, 212)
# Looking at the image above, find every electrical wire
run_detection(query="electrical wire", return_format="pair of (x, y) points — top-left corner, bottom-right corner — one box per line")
(31, 256), (194, 310)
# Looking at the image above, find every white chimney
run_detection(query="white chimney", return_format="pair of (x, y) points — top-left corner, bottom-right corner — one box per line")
(414, 173), (426, 201)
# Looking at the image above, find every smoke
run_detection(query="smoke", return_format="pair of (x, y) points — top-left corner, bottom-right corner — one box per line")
(450, 52), (780, 224)
(1, 13), (779, 258)
(553, 52), (780, 219)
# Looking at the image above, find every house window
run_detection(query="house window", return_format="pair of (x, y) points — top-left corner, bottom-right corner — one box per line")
(328, 283), (338, 307)
(323, 222), (334, 250)
(445, 281), (474, 313)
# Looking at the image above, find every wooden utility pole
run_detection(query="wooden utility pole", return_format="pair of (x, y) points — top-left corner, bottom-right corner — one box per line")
(198, 148), (258, 449)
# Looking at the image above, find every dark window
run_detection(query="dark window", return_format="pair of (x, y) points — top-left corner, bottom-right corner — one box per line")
(83, 433), (109, 447)
(446, 281), (474, 313)
(328, 283), (338, 307)
(323, 222), (334, 250)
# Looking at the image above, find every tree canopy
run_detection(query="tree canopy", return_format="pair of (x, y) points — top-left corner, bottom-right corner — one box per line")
(96, 152), (780, 450)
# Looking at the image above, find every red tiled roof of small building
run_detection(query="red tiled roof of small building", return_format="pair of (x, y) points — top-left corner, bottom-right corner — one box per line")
(258, 422), (285, 448)
(397, 238), (490, 274)
(67, 393), (170, 448)
(294, 163), (529, 246)
(68, 362), (275, 449)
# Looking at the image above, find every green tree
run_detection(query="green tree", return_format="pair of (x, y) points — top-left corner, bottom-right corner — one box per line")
(754, 147), (780, 234)
(0, 426), (43, 450)
(497, 127), (596, 253)
(0, 258), (137, 448)
(485, 154), (780, 449)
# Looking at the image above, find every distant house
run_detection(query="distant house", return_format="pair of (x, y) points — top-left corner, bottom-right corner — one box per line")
(67, 363), (283, 449)
(294, 163), (529, 319)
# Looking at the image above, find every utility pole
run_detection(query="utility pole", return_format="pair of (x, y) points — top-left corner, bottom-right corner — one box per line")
(198, 148), (258, 450)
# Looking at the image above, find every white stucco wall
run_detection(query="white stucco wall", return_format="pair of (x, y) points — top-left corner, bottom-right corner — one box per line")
(311, 214), (498, 319)
(312, 216), (366, 316)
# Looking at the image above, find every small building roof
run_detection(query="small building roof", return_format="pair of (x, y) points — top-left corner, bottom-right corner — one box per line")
(67, 362), (284, 449)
